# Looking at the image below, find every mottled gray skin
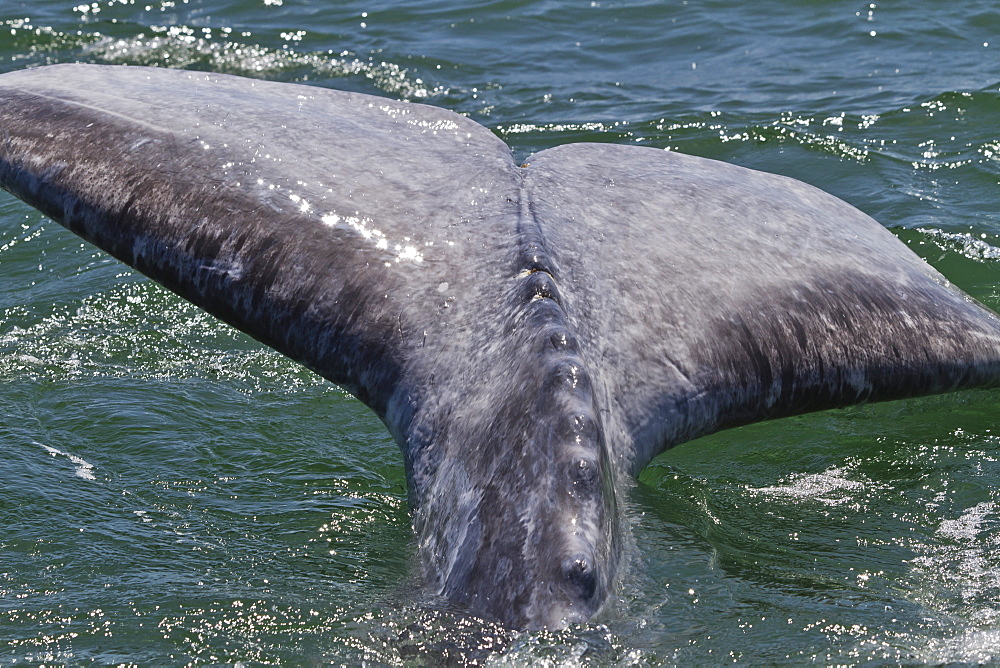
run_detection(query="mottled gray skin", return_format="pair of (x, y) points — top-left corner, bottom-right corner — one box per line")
(2, 64), (1000, 629)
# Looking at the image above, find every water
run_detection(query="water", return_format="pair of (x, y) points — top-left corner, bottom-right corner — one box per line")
(2, 0), (1000, 663)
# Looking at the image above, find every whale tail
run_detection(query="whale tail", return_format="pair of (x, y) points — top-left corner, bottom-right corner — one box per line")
(3, 63), (1000, 628)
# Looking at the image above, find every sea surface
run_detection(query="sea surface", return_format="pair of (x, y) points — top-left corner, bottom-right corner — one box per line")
(2, 1), (1000, 664)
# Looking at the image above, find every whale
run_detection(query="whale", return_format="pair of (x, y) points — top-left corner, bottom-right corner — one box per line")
(2, 63), (1000, 630)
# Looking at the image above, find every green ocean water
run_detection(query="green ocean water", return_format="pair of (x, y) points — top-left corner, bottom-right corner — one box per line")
(2, 0), (1000, 664)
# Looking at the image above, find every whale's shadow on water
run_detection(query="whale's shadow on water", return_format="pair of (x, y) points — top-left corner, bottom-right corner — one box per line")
(3, 63), (1000, 633)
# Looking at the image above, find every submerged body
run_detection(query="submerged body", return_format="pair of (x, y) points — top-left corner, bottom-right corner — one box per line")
(1, 64), (999, 628)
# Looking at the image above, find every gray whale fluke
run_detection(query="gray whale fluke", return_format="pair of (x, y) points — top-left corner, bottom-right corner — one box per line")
(3, 63), (1000, 629)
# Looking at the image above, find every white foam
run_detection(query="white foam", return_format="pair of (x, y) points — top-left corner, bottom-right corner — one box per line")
(914, 628), (1000, 665)
(917, 228), (1000, 261)
(938, 501), (996, 542)
(746, 465), (871, 507)
(40, 443), (96, 481)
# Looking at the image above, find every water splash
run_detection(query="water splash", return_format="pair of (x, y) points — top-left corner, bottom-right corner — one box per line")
(914, 228), (1000, 262)
(2, 18), (446, 100)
